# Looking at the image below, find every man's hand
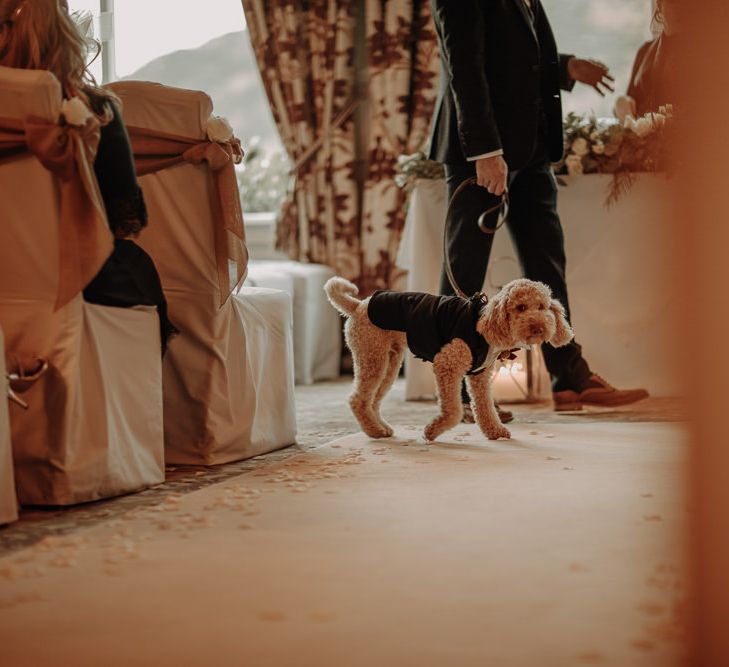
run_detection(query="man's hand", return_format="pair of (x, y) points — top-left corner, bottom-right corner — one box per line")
(475, 155), (508, 196)
(567, 58), (615, 96)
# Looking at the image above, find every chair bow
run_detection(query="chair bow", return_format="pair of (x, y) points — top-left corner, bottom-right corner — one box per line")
(0, 115), (113, 309)
(126, 126), (248, 305)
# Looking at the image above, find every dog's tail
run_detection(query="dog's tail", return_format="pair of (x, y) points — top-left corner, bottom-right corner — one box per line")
(324, 276), (362, 317)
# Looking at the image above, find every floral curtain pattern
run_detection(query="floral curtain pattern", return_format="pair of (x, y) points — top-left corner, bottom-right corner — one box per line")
(360, 0), (439, 293)
(241, 0), (439, 292)
(241, 0), (361, 280)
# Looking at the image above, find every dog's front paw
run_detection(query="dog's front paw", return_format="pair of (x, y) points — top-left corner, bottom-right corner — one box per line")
(364, 424), (394, 439)
(423, 422), (442, 442)
(484, 425), (511, 441)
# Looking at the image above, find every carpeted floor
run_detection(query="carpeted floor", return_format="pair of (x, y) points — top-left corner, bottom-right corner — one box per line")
(0, 379), (684, 553)
(0, 379), (687, 666)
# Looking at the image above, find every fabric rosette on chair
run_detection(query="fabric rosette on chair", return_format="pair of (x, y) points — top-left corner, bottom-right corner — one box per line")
(0, 66), (164, 505)
(107, 80), (296, 465)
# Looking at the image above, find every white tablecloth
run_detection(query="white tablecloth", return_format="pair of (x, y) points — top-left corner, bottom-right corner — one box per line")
(396, 174), (677, 399)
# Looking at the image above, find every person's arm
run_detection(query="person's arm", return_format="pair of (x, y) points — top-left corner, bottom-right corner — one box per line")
(558, 54), (577, 92)
(431, 0), (502, 158)
(93, 100), (148, 239)
(564, 56), (615, 96)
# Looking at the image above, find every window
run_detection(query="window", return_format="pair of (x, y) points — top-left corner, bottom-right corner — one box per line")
(542, 0), (654, 117)
(67, 0), (103, 83)
(67, 0), (286, 214)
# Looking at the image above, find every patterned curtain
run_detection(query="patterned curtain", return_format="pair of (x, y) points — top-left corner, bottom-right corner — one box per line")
(359, 0), (439, 293)
(241, 0), (362, 281)
(241, 0), (439, 292)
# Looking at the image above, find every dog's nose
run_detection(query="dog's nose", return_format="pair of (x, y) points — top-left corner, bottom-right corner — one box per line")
(530, 325), (544, 336)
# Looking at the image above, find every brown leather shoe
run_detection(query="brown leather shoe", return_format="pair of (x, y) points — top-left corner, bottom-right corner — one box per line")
(553, 374), (649, 412)
(462, 403), (514, 424)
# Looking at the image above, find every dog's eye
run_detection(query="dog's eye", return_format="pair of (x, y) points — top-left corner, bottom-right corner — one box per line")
(516, 304), (527, 312)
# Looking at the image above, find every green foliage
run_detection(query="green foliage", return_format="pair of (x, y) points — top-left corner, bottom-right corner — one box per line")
(236, 139), (291, 213)
(394, 152), (445, 190)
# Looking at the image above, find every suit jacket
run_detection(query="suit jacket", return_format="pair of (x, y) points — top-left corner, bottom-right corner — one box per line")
(428, 0), (575, 170)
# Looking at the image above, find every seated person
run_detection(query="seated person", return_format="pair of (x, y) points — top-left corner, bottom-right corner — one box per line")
(614, 0), (682, 121)
(0, 0), (176, 353)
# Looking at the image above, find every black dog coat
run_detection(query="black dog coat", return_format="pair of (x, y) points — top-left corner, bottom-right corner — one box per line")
(367, 291), (490, 374)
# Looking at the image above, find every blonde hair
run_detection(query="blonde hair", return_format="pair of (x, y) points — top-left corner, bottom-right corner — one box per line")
(0, 0), (108, 107)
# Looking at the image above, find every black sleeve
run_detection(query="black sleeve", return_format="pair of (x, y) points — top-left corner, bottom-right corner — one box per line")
(558, 53), (576, 92)
(431, 0), (502, 157)
(93, 100), (148, 238)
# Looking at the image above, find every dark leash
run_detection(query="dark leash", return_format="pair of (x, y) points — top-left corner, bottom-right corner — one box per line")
(442, 179), (518, 364)
(442, 176), (509, 299)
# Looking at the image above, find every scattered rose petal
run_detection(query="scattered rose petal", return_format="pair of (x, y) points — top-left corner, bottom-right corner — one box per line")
(309, 611), (336, 622)
(258, 611), (285, 622)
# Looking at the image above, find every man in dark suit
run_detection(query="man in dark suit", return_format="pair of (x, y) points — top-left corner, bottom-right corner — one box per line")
(430, 0), (649, 412)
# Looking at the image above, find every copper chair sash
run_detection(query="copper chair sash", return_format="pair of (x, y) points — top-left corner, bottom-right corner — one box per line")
(0, 115), (113, 309)
(125, 125), (248, 306)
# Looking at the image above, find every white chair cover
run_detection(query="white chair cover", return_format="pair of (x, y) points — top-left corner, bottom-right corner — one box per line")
(0, 328), (18, 524)
(108, 81), (296, 464)
(246, 261), (341, 385)
(0, 66), (164, 504)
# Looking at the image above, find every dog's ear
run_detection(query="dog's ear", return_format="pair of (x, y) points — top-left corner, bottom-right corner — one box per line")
(479, 290), (514, 349)
(548, 299), (574, 348)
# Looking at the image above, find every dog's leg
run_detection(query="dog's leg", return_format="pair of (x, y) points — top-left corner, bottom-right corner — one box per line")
(466, 371), (511, 441)
(349, 347), (393, 439)
(371, 342), (405, 437)
(424, 341), (472, 442)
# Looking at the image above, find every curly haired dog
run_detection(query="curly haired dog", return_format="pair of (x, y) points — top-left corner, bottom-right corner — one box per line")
(324, 277), (574, 442)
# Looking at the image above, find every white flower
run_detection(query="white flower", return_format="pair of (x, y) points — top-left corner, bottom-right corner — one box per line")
(60, 97), (93, 127)
(571, 137), (590, 157)
(623, 114), (637, 132)
(634, 116), (654, 137)
(652, 112), (667, 128)
(592, 141), (605, 155)
(206, 115), (234, 143)
(565, 154), (583, 176)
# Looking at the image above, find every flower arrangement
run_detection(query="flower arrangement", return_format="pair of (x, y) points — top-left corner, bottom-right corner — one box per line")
(555, 106), (673, 207)
(394, 151), (445, 189)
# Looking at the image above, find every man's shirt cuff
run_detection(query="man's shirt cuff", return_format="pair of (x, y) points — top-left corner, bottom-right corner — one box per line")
(467, 149), (504, 161)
